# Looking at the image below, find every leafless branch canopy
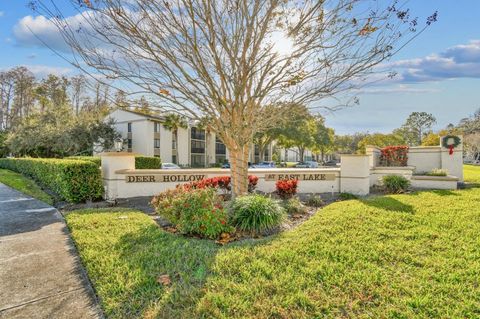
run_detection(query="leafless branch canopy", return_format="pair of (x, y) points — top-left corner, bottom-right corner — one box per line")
(32, 0), (435, 144)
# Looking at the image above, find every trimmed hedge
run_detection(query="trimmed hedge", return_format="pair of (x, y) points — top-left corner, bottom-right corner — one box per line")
(0, 158), (103, 203)
(67, 155), (161, 169)
(135, 156), (162, 169)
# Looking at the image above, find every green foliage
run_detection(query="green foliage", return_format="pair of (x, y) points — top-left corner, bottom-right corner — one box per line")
(357, 132), (406, 154)
(382, 175), (410, 194)
(0, 131), (9, 157)
(229, 194), (285, 234)
(0, 158), (103, 203)
(66, 155), (161, 169)
(283, 197), (308, 215)
(305, 194), (324, 207)
(0, 169), (54, 204)
(135, 156), (162, 169)
(399, 112), (437, 145)
(426, 168), (448, 177)
(338, 192), (358, 200)
(151, 187), (232, 239)
(334, 133), (369, 154)
(6, 105), (118, 158)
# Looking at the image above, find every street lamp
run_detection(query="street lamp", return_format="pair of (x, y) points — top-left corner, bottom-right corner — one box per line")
(114, 137), (124, 152)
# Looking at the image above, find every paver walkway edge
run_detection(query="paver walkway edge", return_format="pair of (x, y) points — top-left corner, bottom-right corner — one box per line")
(0, 183), (103, 319)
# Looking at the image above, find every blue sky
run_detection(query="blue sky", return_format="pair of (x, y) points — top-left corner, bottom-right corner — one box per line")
(1, 1), (479, 134)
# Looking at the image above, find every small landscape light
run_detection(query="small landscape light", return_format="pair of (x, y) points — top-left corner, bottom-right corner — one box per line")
(114, 137), (124, 152)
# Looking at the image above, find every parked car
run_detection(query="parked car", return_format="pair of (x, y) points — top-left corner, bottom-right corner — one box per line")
(323, 159), (340, 167)
(221, 162), (252, 169)
(252, 161), (276, 168)
(295, 161), (319, 168)
(162, 163), (181, 169)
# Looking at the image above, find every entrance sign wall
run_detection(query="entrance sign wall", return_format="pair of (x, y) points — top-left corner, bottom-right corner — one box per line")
(101, 136), (463, 200)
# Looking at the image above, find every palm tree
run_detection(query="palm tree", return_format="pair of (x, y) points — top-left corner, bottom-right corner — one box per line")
(162, 114), (188, 163)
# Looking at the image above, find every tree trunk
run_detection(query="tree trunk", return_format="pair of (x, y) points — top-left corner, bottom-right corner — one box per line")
(259, 145), (266, 162)
(298, 147), (305, 162)
(228, 143), (250, 197)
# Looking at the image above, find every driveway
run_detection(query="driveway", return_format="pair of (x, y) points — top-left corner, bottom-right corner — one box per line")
(0, 183), (102, 318)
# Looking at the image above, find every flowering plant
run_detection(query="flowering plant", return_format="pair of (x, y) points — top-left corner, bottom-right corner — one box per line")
(181, 175), (258, 193)
(380, 145), (409, 166)
(151, 187), (233, 238)
(275, 179), (298, 199)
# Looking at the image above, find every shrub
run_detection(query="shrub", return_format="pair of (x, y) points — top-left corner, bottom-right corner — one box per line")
(380, 145), (409, 166)
(382, 175), (410, 194)
(275, 179), (298, 199)
(283, 197), (308, 215)
(151, 187), (232, 239)
(426, 168), (448, 177)
(305, 194), (324, 207)
(230, 195), (285, 234)
(182, 175), (258, 193)
(135, 156), (161, 169)
(67, 156), (101, 166)
(66, 155), (161, 169)
(338, 192), (358, 201)
(0, 158), (103, 203)
(248, 175), (259, 192)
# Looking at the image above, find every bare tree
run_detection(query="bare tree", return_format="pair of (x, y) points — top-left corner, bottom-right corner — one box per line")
(71, 74), (87, 114)
(11, 67), (36, 126)
(33, 0), (436, 195)
(0, 71), (15, 130)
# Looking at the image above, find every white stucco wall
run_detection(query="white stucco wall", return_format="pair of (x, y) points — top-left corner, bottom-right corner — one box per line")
(159, 124), (173, 162)
(407, 147), (442, 173)
(176, 127), (190, 166)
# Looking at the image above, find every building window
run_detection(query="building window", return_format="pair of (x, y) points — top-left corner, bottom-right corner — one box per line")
(190, 127), (205, 140)
(127, 139), (132, 149)
(154, 122), (160, 133)
(172, 155), (177, 164)
(215, 141), (226, 155)
(172, 133), (177, 150)
(191, 154), (205, 168)
(154, 138), (160, 148)
(127, 122), (132, 133)
(191, 140), (205, 154)
(215, 155), (227, 164)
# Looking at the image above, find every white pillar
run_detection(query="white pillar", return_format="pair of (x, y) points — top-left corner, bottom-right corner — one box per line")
(440, 135), (463, 182)
(100, 152), (136, 200)
(365, 146), (381, 168)
(340, 155), (370, 195)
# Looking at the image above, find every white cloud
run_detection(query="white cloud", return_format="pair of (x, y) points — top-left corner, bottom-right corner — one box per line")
(387, 40), (480, 83)
(0, 11), (4, 18)
(357, 85), (440, 95)
(17, 65), (72, 78)
(13, 12), (100, 53)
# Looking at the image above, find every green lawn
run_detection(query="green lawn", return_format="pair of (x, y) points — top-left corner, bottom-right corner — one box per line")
(465, 164), (480, 184)
(0, 168), (54, 205)
(66, 165), (480, 318)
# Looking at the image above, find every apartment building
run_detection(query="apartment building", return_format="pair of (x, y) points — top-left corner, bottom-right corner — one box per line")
(106, 109), (273, 167)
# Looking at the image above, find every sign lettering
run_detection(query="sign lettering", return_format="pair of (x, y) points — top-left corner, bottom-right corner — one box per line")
(126, 174), (206, 183)
(264, 173), (336, 181)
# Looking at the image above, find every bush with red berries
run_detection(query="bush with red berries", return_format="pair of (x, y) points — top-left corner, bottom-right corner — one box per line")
(380, 145), (409, 166)
(275, 179), (298, 199)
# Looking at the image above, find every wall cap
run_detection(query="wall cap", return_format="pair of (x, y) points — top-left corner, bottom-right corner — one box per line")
(411, 175), (459, 181)
(115, 168), (341, 174)
(99, 152), (139, 157)
(341, 154), (370, 157)
(372, 166), (415, 171)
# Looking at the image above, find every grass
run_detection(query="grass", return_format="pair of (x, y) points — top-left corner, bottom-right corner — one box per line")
(465, 164), (480, 184)
(0, 168), (54, 205)
(65, 166), (480, 318)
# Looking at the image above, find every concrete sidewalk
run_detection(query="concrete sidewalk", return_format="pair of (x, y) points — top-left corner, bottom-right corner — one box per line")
(0, 183), (103, 318)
